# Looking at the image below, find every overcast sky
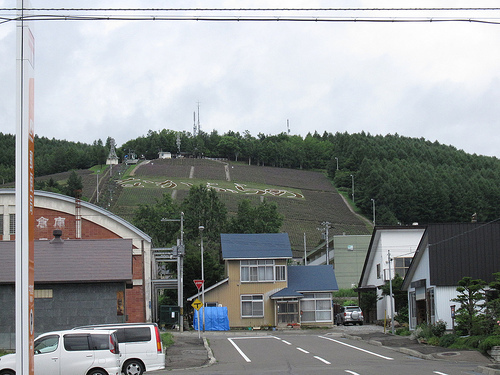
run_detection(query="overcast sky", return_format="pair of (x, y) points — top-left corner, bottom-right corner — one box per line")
(2, 1), (500, 157)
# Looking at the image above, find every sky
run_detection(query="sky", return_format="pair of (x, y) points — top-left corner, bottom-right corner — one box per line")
(1, 1), (500, 157)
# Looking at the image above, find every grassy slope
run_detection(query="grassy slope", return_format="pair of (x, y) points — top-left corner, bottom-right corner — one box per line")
(109, 158), (371, 256)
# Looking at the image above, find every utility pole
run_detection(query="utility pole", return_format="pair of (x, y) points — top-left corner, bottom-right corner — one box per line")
(371, 198), (376, 226)
(199, 226), (205, 332)
(318, 222), (331, 265)
(388, 250), (395, 334)
(350, 174), (354, 203)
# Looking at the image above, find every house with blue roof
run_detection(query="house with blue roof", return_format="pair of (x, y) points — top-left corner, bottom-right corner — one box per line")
(188, 233), (339, 328)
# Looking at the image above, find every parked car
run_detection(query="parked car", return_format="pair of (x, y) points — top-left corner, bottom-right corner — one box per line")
(0, 329), (120, 375)
(336, 306), (364, 325)
(73, 323), (165, 375)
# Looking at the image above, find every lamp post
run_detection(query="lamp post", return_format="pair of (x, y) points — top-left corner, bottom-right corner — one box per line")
(199, 225), (205, 332)
(350, 174), (354, 203)
(96, 171), (100, 203)
(335, 157), (339, 170)
(371, 199), (376, 226)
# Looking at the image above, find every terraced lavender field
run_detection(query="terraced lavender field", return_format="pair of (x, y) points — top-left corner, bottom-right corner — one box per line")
(112, 158), (370, 255)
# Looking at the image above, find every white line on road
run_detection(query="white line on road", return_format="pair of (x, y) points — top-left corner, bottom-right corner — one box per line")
(345, 371), (360, 375)
(433, 372), (448, 375)
(318, 336), (394, 360)
(314, 356), (331, 365)
(228, 338), (252, 362)
(281, 340), (292, 345)
(297, 347), (309, 354)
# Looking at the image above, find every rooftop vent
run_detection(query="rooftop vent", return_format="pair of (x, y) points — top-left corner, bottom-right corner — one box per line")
(50, 229), (64, 244)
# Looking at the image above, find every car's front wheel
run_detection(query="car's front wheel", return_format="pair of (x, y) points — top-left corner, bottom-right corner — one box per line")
(123, 359), (144, 375)
(87, 369), (108, 375)
(0, 370), (16, 375)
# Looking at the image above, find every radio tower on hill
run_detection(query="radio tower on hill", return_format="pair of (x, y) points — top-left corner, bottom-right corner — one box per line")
(193, 102), (201, 137)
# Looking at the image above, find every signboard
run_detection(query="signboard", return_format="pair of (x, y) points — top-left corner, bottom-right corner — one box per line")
(193, 279), (204, 290)
(191, 299), (203, 311)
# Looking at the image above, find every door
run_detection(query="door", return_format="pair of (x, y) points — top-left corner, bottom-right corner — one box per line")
(60, 334), (95, 375)
(34, 334), (61, 375)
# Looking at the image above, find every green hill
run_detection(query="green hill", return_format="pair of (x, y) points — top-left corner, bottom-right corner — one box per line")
(102, 158), (370, 256)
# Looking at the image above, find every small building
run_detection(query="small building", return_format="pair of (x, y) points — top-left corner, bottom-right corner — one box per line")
(357, 226), (425, 323)
(158, 151), (172, 159)
(188, 233), (338, 328)
(402, 222), (500, 330)
(0, 236), (133, 349)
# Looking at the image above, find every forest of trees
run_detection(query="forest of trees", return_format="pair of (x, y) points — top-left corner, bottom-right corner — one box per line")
(1, 128), (500, 226)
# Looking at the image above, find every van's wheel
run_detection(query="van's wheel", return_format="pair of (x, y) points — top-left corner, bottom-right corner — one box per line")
(0, 370), (16, 375)
(123, 359), (144, 375)
(87, 370), (107, 375)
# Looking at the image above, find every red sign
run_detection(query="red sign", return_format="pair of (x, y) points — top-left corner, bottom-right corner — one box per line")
(193, 279), (204, 290)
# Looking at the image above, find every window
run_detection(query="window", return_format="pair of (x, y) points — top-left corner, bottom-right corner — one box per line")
(241, 294), (264, 318)
(376, 264), (381, 279)
(240, 260), (276, 282)
(35, 289), (53, 299)
(9, 213), (15, 235)
(91, 334), (111, 350)
(275, 265), (286, 281)
(394, 257), (412, 278)
(64, 334), (90, 351)
(300, 293), (332, 322)
(0, 215), (3, 235)
(115, 327), (151, 343)
(34, 335), (59, 354)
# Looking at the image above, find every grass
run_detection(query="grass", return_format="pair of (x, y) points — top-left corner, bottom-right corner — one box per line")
(161, 332), (175, 349)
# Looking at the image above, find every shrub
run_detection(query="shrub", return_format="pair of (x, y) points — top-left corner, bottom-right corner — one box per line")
(430, 320), (447, 338)
(478, 335), (500, 354)
(396, 327), (411, 336)
(439, 333), (458, 348)
(450, 335), (484, 350)
(427, 336), (440, 346)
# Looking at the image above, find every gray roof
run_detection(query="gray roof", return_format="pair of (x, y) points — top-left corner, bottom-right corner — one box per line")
(271, 265), (338, 298)
(0, 239), (133, 283)
(403, 222), (500, 289)
(220, 233), (292, 259)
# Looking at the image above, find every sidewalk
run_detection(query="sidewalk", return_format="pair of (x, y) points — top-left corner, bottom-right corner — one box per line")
(158, 327), (499, 374)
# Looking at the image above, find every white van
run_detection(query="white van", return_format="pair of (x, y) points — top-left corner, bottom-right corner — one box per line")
(74, 323), (165, 375)
(0, 329), (120, 375)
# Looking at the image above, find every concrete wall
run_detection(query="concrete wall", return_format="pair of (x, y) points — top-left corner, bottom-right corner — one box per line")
(0, 282), (126, 350)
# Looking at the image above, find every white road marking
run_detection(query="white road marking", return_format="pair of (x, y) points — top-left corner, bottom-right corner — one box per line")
(314, 355), (331, 365)
(345, 371), (360, 375)
(433, 372), (448, 375)
(228, 338), (252, 362)
(281, 340), (292, 345)
(297, 347), (309, 354)
(318, 336), (394, 360)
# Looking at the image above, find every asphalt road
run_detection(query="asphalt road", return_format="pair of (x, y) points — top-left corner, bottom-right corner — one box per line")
(186, 332), (484, 375)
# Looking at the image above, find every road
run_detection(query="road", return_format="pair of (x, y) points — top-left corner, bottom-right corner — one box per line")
(188, 332), (483, 375)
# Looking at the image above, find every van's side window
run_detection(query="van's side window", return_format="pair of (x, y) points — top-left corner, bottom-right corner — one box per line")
(91, 334), (111, 350)
(116, 327), (151, 343)
(64, 335), (90, 351)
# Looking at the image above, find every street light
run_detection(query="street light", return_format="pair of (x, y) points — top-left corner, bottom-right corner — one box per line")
(199, 225), (205, 332)
(371, 199), (376, 226)
(350, 174), (354, 203)
(335, 157), (339, 170)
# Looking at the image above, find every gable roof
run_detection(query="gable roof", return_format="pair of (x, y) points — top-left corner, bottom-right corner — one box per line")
(403, 222), (500, 289)
(220, 233), (292, 260)
(0, 238), (133, 284)
(271, 265), (338, 298)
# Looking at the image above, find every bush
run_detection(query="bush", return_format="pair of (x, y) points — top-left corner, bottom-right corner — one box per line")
(478, 335), (500, 354)
(427, 336), (440, 346)
(450, 335), (484, 350)
(396, 327), (411, 336)
(430, 320), (447, 338)
(439, 333), (458, 348)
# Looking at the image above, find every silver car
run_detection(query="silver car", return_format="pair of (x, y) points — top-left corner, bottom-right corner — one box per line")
(336, 306), (364, 326)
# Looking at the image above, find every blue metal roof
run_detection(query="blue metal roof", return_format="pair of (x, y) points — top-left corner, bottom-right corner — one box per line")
(220, 233), (292, 259)
(271, 265), (338, 298)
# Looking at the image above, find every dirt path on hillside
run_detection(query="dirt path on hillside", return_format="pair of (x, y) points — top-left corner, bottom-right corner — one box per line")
(338, 192), (374, 228)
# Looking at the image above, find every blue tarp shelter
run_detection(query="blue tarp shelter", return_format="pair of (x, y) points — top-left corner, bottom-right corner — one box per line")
(193, 306), (230, 331)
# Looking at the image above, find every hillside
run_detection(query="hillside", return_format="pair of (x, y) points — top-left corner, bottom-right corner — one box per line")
(104, 158), (371, 256)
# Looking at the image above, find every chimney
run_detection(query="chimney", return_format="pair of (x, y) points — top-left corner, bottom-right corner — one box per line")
(50, 229), (64, 244)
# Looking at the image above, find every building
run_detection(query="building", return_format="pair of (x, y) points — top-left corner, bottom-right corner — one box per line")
(0, 235), (132, 349)
(357, 226), (425, 323)
(0, 190), (153, 324)
(188, 233), (338, 328)
(402, 222), (500, 330)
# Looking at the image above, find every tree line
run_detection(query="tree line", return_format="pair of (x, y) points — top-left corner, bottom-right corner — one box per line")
(1, 129), (500, 226)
